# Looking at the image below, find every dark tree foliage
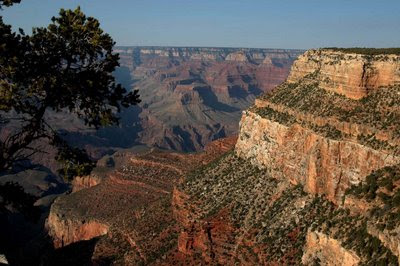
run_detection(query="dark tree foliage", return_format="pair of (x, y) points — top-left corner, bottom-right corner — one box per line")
(323, 47), (400, 55)
(51, 135), (96, 181)
(0, 0), (21, 8)
(0, 2), (140, 216)
(0, 182), (40, 220)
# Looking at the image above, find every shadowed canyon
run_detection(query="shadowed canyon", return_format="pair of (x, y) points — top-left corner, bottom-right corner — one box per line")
(74, 47), (303, 153)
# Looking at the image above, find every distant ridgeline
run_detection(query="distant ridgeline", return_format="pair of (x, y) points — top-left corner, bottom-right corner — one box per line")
(0, 46), (302, 197)
(114, 46), (304, 64)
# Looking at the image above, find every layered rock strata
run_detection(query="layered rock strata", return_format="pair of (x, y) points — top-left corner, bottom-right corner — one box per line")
(111, 46), (303, 151)
(175, 49), (400, 265)
(236, 49), (400, 203)
(46, 49), (400, 265)
(236, 109), (400, 204)
(287, 49), (400, 99)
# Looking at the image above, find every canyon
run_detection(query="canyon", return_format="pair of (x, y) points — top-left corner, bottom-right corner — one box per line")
(0, 46), (301, 264)
(0, 46), (301, 205)
(44, 137), (237, 265)
(41, 48), (400, 265)
(81, 46), (303, 152)
(22, 47), (301, 175)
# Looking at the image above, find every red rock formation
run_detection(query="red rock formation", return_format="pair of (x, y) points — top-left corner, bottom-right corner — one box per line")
(288, 49), (400, 99)
(235, 110), (400, 204)
(236, 49), (400, 203)
(47, 211), (109, 248)
(46, 137), (236, 264)
(172, 49), (400, 265)
(71, 175), (102, 192)
(46, 49), (400, 264)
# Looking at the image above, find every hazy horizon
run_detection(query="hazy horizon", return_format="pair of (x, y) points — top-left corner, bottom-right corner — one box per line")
(2, 0), (400, 50)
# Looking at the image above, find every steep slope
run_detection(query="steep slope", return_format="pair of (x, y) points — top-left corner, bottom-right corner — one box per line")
(237, 50), (400, 204)
(175, 154), (398, 265)
(174, 48), (400, 265)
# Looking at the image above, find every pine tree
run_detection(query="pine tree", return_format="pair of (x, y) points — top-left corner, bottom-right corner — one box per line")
(0, 1), (140, 214)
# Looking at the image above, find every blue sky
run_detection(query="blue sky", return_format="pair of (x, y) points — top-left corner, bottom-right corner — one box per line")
(2, 0), (400, 49)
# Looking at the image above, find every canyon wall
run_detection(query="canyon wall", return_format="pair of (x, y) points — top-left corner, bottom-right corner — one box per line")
(236, 49), (400, 203)
(174, 49), (400, 265)
(287, 49), (400, 99)
(235, 110), (400, 204)
(13, 47), (300, 182)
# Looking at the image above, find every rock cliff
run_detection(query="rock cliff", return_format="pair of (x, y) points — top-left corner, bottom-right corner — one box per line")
(287, 49), (400, 99)
(236, 49), (400, 203)
(302, 230), (360, 265)
(236, 110), (400, 204)
(175, 48), (400, 265)
(45, 137), (236, 265)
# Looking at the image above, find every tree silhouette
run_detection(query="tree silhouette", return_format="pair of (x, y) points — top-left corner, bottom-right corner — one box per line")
(0, 1), (140, 214)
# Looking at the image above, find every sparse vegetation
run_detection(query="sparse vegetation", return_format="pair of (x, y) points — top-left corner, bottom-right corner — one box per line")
(346, 165), (400, 232)
(181, 152), (399, 264)
(323, 47), (400, 55)
(253, 75), (400, 152)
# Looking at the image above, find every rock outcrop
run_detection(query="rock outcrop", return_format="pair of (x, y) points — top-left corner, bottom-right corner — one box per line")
(71, 175), (102, 192)
(287, 49), (400, 99)
(236, 49), (400, 203)
(46, 211), (109, 248)
(45, 137), (236, 264)
(225, 51), (249, 62)
(302, 231), (360, 266)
